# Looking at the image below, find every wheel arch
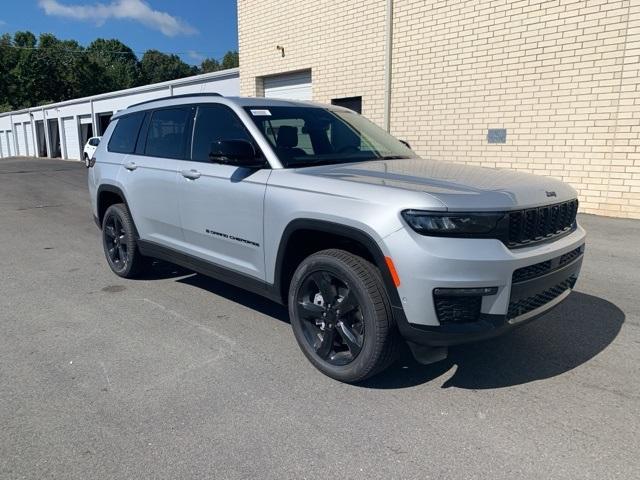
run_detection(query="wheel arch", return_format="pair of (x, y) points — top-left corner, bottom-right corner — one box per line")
(273, 219), (403, 309)
(97, 184), (130, 225)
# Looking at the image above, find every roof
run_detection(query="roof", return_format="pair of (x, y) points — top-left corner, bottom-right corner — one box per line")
(113, 94), (347, 119)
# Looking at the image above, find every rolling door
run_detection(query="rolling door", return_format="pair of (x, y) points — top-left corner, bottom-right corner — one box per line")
(15, 123), (26, 156)
(7, 131), (15, 156)
(263, 70), (312, 101)
(0, 132), (6, 157)
(24, 122), (34, 156)
(62, 117), (80, 160)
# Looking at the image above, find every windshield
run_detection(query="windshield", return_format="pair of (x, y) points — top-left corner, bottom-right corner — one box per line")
(244, 106), (417, 167)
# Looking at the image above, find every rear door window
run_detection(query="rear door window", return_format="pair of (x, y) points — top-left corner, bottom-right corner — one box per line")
(107, 112), (144, 154)
(144, 107), (192, 159)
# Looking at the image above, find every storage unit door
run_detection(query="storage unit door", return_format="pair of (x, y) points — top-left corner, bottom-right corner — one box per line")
(62, 117), (80, 160)
(7, 131), (15, 156)
(15, 124), (26, 156)
(263, 71), (312, 101)
(24, 122), (34, 156)
(0, 132), (6, 157)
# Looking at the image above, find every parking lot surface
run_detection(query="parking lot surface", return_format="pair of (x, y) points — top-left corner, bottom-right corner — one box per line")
(1, 157), (638, 479)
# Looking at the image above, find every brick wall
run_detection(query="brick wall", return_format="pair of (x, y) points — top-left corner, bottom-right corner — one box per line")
(239, 0), (640, 218)
(238, 0), (388, 124)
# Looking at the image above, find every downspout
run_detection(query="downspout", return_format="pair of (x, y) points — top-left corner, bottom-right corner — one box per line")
(383, 0), (394, 132)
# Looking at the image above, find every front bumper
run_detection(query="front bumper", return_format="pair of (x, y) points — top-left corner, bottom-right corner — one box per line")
(383, 223), (586, 347)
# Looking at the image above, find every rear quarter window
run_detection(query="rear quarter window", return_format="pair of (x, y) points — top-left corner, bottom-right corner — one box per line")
(107, 113), (144, 154)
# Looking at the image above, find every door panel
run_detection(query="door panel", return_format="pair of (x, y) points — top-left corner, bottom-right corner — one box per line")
(120, 153), (183, 248)
(176, 103), (269, 279)
(25, 122), (34, 156)
(63, 117), (80, 160)
(177, 161), (270, 278)
(119, 107), (192, 249)
(0, 132), (6, 157)
(15, 124), (26, 156)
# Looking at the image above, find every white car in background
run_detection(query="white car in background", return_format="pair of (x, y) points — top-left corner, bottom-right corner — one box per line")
(83, 137), (101, 165)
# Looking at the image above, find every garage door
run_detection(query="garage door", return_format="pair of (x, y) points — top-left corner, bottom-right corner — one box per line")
(0, 131), (6, 157)
(15, 123), (26, 156)
(24, 122), (34, 156)
(263, 70), (312, 101)
(7, 131), (15, 156)
(62, 117), (80, 160)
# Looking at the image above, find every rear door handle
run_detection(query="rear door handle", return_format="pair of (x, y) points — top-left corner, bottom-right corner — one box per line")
(181, 169), (201, 180)
(124, 161), (137, 171)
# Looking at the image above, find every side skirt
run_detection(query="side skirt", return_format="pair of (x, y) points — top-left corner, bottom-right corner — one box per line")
(137, 239), (283, 304)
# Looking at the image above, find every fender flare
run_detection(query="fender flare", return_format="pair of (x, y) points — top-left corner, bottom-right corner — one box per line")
(273, 218), (403, 310)
(96, 184), (129, 221)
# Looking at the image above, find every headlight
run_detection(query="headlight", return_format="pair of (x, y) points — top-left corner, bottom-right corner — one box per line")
(401, 210), (504, 236)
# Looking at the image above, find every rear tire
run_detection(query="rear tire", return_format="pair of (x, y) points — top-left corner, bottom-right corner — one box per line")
(288, 249), (398, 383)
(101, 203), (146, 278)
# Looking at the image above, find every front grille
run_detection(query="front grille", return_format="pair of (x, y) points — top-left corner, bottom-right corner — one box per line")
(508, 199), (578, 248)
(507, 275), (576, 319)
(512, 245), (584, 284)
(434, 296), (482, 324)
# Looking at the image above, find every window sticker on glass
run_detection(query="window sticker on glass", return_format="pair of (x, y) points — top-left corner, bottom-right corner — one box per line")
(250, 109), (272, 116)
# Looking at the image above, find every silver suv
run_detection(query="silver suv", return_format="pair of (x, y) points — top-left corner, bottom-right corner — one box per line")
(87, 93), (586, 382)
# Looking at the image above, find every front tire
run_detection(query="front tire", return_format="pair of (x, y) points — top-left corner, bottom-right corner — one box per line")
(288, 249), (398, 383)
(102, 203), (146, 278)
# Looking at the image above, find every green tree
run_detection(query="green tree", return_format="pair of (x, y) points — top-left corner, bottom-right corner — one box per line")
(221, 50), (239, 69)
(13, 31), (37, 48)
(140, 49), (196, 84)
(0, 34), (18, 111)
(0, 30), (236, 113)
(87, 38), (141, 90)
(200, 57), (221, 73)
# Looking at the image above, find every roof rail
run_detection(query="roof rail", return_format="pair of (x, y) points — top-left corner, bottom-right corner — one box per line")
(127, 92), (222, 108)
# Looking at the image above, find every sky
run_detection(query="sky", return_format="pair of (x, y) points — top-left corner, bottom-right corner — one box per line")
(0, 0), (238, 65)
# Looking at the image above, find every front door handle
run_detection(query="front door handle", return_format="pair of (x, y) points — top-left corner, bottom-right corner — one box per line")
(124, 161), (137, 171)
(181, 169), (201, 180)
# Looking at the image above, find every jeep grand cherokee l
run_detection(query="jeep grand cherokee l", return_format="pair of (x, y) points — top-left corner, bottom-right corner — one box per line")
(87, 93), (585, 382)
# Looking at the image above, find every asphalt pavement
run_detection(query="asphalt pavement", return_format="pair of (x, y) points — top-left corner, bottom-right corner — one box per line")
(0, 157), (638, 479)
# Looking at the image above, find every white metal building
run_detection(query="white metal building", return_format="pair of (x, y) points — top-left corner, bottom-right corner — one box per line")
(0, 68), (239, 161)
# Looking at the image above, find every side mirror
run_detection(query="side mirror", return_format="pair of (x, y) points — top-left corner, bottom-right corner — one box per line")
(209, 140), (264, 168)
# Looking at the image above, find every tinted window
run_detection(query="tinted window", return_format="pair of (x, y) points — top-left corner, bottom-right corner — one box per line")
(107, 113), (144, 154)
(244, 106), (416, 167)
(191, 105), (253, 162)
(145, 108), (191, 159)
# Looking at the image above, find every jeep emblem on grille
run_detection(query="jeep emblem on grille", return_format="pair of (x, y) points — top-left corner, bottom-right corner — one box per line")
(546, 191), (557, 197)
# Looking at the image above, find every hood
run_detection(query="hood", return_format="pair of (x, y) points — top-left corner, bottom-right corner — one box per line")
(294, 158), (577, 211)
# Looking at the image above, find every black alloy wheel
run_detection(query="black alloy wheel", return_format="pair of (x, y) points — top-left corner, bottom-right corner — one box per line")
(289, 249), (399, 383)
(296, 270), (365, 365)
(101, 203), (146, 278)
(104, 213), (129, 270)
